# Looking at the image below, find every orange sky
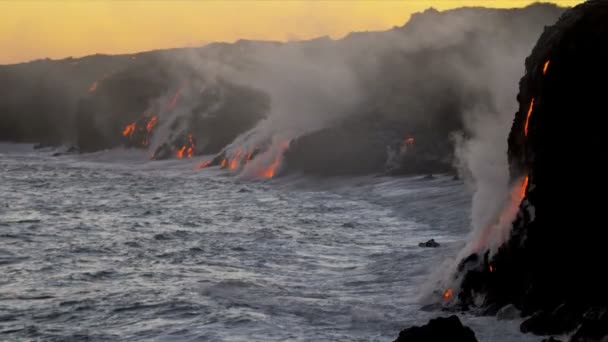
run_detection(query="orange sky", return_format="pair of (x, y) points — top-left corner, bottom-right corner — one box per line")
(0, 1), (581, 65)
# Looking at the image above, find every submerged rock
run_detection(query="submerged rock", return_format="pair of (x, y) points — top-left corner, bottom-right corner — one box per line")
(418, 239), (440, 248)
(394, 315), (477, 342)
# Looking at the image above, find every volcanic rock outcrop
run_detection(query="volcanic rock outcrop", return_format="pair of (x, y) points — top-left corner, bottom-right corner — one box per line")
(454, 1), (608, 339)
(393, 315), (477, 342)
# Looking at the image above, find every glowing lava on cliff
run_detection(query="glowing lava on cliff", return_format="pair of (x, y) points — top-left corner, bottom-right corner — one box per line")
(122, 122), (136, 138)
(543, 60), (551, 75)
(229, 150), (243, 170)
(176, 134), (196, 159)
(256, 141), (291, 179)
(524, 98), (535, 137)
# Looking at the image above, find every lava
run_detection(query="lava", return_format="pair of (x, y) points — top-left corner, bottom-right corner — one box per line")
(443, 288), (453, 299)
(221, 158), (228, 168)
(142, 115), (159, 146)
(145, 116), (158, 133)
(520, 176), (529, 202)
(489, 265), (494, 273)
(122, 122), (137, 137)
(543, 60), (551, 75)
(176, 146), (187, 159)
(88, 81), (98, 93)
(246, 151), (253, 164)
(256, 141), (290, 179)
(187, 134), (195, 158)
(176, 134), (195, 159)
(524, 98), (535, 137)
(229, 150), (242, 170)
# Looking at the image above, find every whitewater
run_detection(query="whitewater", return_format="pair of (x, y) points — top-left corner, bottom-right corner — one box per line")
(1, 144), (537, 341)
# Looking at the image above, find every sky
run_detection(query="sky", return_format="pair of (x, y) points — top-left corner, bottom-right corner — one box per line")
(0, 0), (581, 65)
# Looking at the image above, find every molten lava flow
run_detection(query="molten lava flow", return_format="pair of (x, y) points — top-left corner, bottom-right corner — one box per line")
(195, 160), (212, 169)
(470, 175), (532, 255)
(176, 146), (187, 159)
(524, 98), (535, 137)
(520, 176), (529, 202)
(443, 288), (453, 299)
(187, 134), (195, 158)
(543, 60), (551, 75)
(256, 141), (290, 179)
(88, 81), (98, 93)
(246, 151), (253, 164)
(489, 265), (494, 273)
(122, 122), (137, 137)
(176, 134), (195, 159)
(229, 150), (242, 170)
(142, 115), (159, 146)
(146, 116), (158, 133)
(221, 158), (227, 168)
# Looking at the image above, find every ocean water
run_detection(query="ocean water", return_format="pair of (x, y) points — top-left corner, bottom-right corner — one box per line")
(0, 145), (538, 341)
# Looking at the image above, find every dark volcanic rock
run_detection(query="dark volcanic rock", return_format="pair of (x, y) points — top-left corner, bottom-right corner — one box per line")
(455, 0), (608, 337)
(520, 305), (580, 336)
(394, 315), (477, 342)
(418, 239), (440, 248)
(570, 309), (608, 342)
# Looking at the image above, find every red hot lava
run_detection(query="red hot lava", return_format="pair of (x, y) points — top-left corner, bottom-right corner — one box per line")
(256, 141), (290, 179)
(443, 288), (453, 299)
(543, 60), (551, 75)
(524, 98), (535, 137)
(176, 134), (196, 159)
(122, 122), (136, 138)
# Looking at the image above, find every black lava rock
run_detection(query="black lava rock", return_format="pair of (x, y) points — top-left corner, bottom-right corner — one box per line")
(394, 315), (477, 342)
(418, 239), (440, 248)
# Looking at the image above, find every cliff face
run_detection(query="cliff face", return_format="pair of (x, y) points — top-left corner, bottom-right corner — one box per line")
(0, 4), (565, 176)
(457, 0), (608, 336)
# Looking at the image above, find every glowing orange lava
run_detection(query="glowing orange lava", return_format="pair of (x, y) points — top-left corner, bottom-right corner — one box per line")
(543, 60), (551, 75)
(489, 265), (494, 273)
(520, 176), (529, 202)
(256, 141), (290, 179)
(524, 98), (535, 137)
(246, 151), (253, 164)
(443, 288), (453, 299)
(229, 150), (242, 170)
(122, 122), (136, 137)
(146, 116), (158, 133)
(88, 81), (98, 93)
(187, 134), (195, 158)
(221, 158), (228, 168)
(176, 146), (187, 159)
